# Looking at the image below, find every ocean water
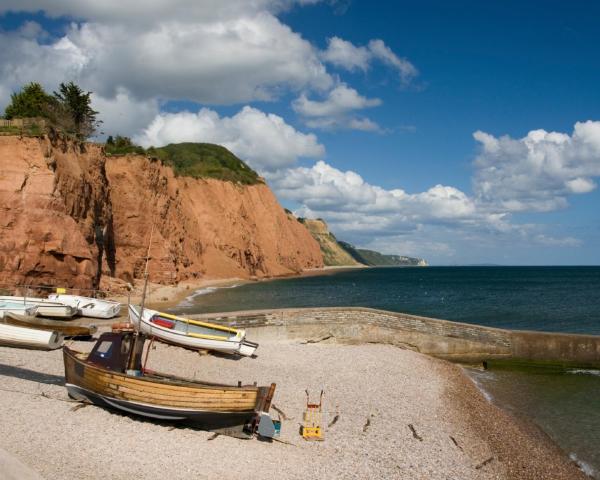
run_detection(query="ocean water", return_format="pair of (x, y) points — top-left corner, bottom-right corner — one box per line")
(172, 266), (600, 476)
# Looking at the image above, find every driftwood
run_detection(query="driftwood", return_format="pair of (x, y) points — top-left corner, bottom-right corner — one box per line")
(363, 417), (371, 432)
(450, 435), (463, 451)
(408, 424), (423, 441)
(328, 414), (340, 428)
(475, 457), (494, 469)
(70, 403), (89, 412)
(301, 335), (333, 344)
(207, 433), (220, 441)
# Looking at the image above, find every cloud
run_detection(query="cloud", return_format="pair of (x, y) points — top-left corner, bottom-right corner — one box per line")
(292, 84), (381, 130)
(135, 106), (324, 171)
(0, 4), (333, 108)
(533, 234), (582, 247)
(321, 36), (418, 83)
(473, 121), (600, 212)
(268, 160), (503, 234)
(0, 1), (322, 25)
(92, 89), (160, 138)
(319, 37), (371, 71)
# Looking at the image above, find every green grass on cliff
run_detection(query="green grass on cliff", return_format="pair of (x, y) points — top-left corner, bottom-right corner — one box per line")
(149, 143), (260, 184)
(105, 139), (262, 184)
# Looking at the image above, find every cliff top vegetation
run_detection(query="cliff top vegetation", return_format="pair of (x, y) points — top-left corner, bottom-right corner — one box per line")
(149, 143), (261, 185)
(105, 137), (261, 185)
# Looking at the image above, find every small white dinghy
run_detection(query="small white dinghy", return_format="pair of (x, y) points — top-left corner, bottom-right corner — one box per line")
(0, 323), (63, 350)
(0, 301), (38, 319)
(128, 305), (258, 357)
(48, 294), (121, 319)
(0, 296), (77, 318)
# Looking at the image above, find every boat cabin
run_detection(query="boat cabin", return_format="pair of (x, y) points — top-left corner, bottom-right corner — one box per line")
(87, 332), (145, 373)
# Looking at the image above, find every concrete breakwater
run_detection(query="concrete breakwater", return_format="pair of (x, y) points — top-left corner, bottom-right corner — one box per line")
(188, 307), (600, 368)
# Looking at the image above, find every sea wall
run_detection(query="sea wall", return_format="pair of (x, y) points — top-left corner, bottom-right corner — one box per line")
(189, 307), (600, 368)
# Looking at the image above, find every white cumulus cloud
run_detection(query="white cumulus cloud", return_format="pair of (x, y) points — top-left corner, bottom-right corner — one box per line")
(135, 106), (324, 171)
(473, 121), (600, 212)
(321, 36), (418, 84)
(292, 84), (382, 130)
(268, 160), (502, 234)
(0, 2), (333, 111)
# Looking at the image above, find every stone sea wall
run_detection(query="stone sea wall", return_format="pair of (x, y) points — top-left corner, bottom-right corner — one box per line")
(189, 307), (600, 368)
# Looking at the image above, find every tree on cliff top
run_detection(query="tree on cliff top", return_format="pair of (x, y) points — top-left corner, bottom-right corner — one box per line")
(3, 82), (54, 120)
(49, 82), (101, 139)
(3, 81), (100, 140)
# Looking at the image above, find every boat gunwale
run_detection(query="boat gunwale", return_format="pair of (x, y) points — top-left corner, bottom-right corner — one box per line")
(63, 346), (260, 391)
(129, 305), (240, 335)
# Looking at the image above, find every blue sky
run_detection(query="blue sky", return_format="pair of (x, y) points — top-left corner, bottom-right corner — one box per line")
(1, 1), (599, 264)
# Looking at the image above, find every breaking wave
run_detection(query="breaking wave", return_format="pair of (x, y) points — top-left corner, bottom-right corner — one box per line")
(570, 453), (598, 479)
(177, 284), (240, 308)
(567, 369), (600, 377)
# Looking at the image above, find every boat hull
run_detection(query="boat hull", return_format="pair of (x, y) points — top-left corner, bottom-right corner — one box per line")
(65, 383), (256, 436)
(0, 323), (63, 350)
(128, 305), (256, 356)
(0, 297), (77, 318)
(49, 294), (121, 319)
(63, 346), (272, 436)
(1, 313), (96, 337)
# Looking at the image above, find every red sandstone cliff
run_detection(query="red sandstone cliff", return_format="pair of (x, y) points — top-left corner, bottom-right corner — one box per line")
(0, 135), (323, 290)
(105, 155), (323, 284)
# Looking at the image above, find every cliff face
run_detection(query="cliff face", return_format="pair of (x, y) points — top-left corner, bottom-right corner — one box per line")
(105, 155), (322, 283)
(300, 218), (362, 267)
(0, 136), (322, 290)
(0, 136), (113, 289)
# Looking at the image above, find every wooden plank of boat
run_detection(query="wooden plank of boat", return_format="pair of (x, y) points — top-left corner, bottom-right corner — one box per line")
(128, 304), (258, 356)
(1, 313), (96, 337)
(63, 332), (275, 437)
(0, 296), (78, 318)
(0, 323), (63, 350)
(48, 294), (121, 319)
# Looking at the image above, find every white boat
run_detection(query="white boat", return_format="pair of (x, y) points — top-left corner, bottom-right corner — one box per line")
(47, 294), (121, 319)
(0, 296), (77, 318)
(0, 301), (38, 318)
(128, 305), (258, 357)
(0, 323), (63, 350)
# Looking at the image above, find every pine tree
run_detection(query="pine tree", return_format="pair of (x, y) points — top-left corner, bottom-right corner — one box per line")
(3, 82), (53, 119)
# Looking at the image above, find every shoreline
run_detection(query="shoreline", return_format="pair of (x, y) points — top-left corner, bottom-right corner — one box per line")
(113, 264), (369, 311)
(444, 363), (587, 480)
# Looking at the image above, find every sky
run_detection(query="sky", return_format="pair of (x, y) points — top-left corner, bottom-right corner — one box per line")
(1, 0), (599, 265)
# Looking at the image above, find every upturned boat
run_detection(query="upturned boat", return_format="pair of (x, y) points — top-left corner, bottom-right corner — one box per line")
(63, 330), (275, 437)
(48, 294), (121, 319)
(0, 301), (38, 318)
(0, 323), (63, 350)
(0, 296), (77, 318)
(1, 313), (96, 337)
(128, 305), (258, 357)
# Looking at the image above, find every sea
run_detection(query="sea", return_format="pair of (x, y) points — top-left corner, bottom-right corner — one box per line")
(170, 266), (600, 477)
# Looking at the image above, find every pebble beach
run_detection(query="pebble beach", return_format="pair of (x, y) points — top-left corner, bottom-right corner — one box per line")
(0, 331), (586, 480)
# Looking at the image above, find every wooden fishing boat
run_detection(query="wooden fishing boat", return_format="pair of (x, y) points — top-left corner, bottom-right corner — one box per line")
(48, 294), (121, 319)
(0, 296), (77, 318)
(63, 331), (275, 437)
(128, 305), (258, 357)
(0, 323), (63, 350)
(1, 313), (97, 337)
(0, 301), (38, 318)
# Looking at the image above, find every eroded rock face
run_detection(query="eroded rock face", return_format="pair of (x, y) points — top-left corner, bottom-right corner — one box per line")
(0, 136), (322, 290)
(0, 136), (113, 290)
(105, 155), (323, 283)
